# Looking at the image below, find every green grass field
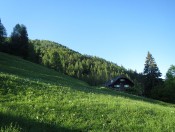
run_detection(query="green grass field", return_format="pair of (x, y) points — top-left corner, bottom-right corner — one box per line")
(0, 52), (175, 132)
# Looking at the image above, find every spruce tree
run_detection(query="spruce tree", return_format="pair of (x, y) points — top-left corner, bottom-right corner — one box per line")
(0, 19), (7, 44)
(143, 52), (162, 96)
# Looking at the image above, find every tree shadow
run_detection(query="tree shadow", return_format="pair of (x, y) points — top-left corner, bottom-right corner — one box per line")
(62, 79), (175, 108)
(88, 87), (175, 107)
(0, 112), (79, 132)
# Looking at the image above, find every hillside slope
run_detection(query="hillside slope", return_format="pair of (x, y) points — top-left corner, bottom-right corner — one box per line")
(28, 40), (142, 87)
(0, 52), (175, 131)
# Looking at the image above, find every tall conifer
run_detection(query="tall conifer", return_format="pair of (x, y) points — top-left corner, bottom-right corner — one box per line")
(143, 52), (162, 96)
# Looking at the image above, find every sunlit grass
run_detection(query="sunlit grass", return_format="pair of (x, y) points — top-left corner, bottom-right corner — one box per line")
(0, 52), (175, 131)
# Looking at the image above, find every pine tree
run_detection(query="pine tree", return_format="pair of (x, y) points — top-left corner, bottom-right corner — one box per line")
(10, 24), (29, 58)
(143, 51), (162, 96)
(0, 19), (7, 44)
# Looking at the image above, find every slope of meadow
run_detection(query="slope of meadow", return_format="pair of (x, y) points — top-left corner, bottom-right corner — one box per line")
(0, 52), (175, 131)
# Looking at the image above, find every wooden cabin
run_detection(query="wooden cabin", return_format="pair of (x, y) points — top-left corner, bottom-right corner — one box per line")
(105, 75), (134, 91)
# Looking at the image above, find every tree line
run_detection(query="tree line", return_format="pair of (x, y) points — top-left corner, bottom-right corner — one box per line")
(0, 19), (175, 103)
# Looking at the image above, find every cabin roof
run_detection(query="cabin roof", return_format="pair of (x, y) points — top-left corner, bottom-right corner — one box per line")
(105, 75), (134, 87)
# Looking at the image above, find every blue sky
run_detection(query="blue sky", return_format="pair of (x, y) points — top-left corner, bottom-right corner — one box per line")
(1, 0), (175, 78)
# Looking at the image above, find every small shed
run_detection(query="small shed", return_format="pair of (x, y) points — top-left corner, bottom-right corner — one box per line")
(105, 75), (134, 91)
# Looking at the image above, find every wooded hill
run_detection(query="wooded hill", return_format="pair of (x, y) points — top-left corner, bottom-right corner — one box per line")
(28, 40), (143, 91)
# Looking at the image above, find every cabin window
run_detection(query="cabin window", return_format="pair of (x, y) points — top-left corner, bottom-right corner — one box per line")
(114, 85), (120, 88)
(124, 85), (129, 88)
(120, 79), (125, 82)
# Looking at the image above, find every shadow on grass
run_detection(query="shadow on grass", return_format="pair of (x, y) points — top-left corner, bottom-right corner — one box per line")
(0, 112), (79, 132)
(90, 87), (175, 107)
(67, 82), (175, 108)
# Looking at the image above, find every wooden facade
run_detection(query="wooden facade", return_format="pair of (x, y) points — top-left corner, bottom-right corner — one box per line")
(105, 75), (134, 91)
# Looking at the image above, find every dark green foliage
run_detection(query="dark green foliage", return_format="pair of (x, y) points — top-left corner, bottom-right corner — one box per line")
(0, 19), (7, 53)
(164, 80), (175, 102)
(10, 24), (29, 58)
(143, 52), (162, 97)
(166, 65), (175, 80)
(154, 65), (175, 103)
(0, 19), (7, 44)
(164, 65), (175, 102)
(126, 70), (144, 95)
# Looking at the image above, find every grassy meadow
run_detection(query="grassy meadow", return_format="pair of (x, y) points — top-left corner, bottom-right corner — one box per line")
(0, 52), (175, 131)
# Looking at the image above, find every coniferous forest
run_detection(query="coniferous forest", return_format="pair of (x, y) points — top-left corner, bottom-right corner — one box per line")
(0, 19), (175, 103)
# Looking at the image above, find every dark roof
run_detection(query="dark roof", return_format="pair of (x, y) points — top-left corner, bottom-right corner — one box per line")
(105, 75), (134, 87)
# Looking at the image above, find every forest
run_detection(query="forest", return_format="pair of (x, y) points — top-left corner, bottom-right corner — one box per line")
(0, 19), (175, 103)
